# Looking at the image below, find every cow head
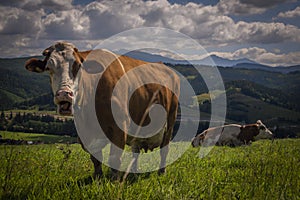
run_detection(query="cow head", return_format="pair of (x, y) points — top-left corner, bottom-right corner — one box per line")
(255, 120), (273, 140)
(191, 131), (206, 147)
(25, 42), (85, 115)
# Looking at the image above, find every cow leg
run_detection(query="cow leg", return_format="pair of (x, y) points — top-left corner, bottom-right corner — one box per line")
(108, 145), (123, 180)
(90, 154), (102, 178)
(131, 146), (140, 173)
(158, 144), (169, 175)
(158, 98), (178, 175)
(108, 126), (126, 180)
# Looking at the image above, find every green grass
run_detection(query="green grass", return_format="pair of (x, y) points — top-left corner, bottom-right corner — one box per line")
(0, 131), (77, 144)
(0, 139), (299, 199)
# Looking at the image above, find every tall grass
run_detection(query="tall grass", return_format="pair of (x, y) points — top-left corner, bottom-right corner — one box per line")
(0, 139), (299, 199)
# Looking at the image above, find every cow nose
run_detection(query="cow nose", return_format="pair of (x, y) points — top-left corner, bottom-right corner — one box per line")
(56, 90), (73, 98)
(191, 138), (196, 147)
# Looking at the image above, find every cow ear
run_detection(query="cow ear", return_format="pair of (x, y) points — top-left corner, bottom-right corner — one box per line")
(25, 58), (46, 73)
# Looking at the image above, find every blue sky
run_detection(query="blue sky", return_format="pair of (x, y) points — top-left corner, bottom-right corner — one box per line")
(0, 0), (300, 66)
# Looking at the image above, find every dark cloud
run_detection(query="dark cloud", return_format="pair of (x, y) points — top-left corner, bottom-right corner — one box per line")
(0, 7), (42, 35)
(42, 10), (87, 40)
(240, 0), (294, 8)
(0, 0), (299, 66)
(0, 0), (73, 11)
(82, 1), (143, 39)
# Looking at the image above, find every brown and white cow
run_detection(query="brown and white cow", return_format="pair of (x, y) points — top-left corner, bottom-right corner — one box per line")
(25, 42), (180, 178)
(191, 120), (273, 147)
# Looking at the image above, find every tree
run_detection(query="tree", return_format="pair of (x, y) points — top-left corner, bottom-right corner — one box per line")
(0, 110), (4, 120)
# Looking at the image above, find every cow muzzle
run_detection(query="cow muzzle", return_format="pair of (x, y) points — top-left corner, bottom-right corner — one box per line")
(55, 88), (74, 116)
(191, 137), (197, 147)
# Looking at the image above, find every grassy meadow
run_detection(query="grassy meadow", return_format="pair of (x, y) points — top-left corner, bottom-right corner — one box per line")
(0, 133), (299, 199)
(0, 131), (77, 144)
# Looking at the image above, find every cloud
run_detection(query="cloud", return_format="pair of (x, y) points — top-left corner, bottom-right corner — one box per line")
(217, 0), (266, 15)
(0, 0), (299, 67)
(42, 9), (88, 40)
(234, 22), (300, 44)
(278, 6), (300, 18)
(216, 0), (296, 15)
(82, 1), (144, 39)
(240, 0), (294, 8)
(0, 0), (73, 11)
(2, 0), (300, 45)
(212, 47), (300, 66)
(0, 7), (43, 36)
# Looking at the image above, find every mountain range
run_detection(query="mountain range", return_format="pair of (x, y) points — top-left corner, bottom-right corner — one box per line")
(119, 50), (300, 74)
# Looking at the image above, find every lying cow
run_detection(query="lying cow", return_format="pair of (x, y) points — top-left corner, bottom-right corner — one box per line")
(25, 42), (180, 178)
(191, 120), (273, 147)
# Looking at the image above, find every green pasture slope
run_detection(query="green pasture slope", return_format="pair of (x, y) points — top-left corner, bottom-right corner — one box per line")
(1, 139), (299, 199)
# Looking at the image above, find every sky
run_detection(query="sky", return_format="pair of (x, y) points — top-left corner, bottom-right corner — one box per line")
(0, 0), (300, 66)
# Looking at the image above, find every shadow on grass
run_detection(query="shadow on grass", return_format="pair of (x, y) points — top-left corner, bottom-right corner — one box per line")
(73, 171), (152, 187)
(0, 188), (30, 200)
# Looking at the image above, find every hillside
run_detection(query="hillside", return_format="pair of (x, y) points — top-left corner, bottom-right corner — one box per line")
(0, 57), (51, 110)
(0, 57), (299, 136)
(120, 50), (300, 73)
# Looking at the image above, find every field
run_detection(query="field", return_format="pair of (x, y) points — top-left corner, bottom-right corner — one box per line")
(0, 131), (77, 144)
(0, 133), (299, 200)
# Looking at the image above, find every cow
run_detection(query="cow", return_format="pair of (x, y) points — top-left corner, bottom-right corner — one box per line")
(25, 42), (180, 179)
(191, 120), (273, 147)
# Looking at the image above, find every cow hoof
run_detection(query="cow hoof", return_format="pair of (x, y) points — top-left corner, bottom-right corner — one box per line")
(158, 168), (166, 175)
(92, 172), (103, 179)
(109, 169), (120, 181)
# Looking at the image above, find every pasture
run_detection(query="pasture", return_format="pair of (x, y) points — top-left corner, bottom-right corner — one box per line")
(0, 135), (299, 199)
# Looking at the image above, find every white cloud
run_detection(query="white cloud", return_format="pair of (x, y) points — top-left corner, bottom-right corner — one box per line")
(0, 7), (43, 35)
(278, 6), (300, 18)
(2, 0), (300, 45)
(217, 0), (266, 15)
(216, 0), (296, 16)
(42, 9), (88, 40)
(234, 22), (300, 44)
(212, 47), (300, 66)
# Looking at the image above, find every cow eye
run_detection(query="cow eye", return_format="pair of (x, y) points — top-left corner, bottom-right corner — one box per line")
(61, 51), (66, 57)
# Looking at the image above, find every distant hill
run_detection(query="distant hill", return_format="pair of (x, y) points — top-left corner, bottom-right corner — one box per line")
(232, 63), (300, 73)
(191, 55), (257, 67)
(0, 56), (299, 133)
(119, 50), (181, 64)
(118, 50), (300, 73)
(0, 57), (51, 110)
(120, 51), (258, 66)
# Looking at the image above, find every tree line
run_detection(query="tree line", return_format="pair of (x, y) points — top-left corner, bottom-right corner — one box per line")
(0, 110), (77, 136)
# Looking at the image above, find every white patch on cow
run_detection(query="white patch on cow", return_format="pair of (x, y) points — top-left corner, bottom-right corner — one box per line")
(192, 124), (242, 147)
(192, 120), (273, 148)
(45, 43), (76, 97)
(218, 124), (242, 146)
